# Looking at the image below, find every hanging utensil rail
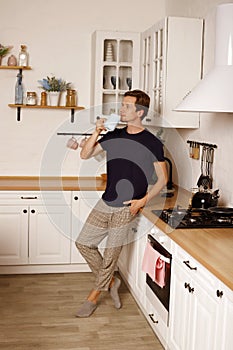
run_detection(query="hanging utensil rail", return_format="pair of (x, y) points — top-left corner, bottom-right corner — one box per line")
(187, 140), (217, 148)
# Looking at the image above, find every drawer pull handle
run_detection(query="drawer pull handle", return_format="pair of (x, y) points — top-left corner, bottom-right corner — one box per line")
(148, 313), (158, 324)
(74, 196), (79, 201)
(184, 282), (194, 293)
(21, 196), (38, 200)
(183, 260), (197, 270)
(216, 290), (223, 298)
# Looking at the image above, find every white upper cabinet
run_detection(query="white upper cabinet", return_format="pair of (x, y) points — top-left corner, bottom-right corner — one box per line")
(140, 17), (203, 128)
(91, 30), (140, 121)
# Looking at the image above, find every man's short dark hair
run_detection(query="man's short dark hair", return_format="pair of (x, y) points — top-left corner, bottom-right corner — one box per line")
(124, 89), (150, 119)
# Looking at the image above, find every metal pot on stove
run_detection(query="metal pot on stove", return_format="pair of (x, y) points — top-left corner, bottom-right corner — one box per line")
(191, 175), (220, 209)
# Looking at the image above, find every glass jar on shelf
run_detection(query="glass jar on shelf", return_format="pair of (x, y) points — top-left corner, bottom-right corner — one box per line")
(26, 92), (37, 105)
(66, 89), (77, 107)
(18, 45), (29, 67)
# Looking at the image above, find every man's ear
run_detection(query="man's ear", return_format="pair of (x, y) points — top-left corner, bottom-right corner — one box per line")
(137, 109), (144, 119)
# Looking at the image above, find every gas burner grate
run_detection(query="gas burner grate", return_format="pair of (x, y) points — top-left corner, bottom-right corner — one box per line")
(152, 208), (233, 229)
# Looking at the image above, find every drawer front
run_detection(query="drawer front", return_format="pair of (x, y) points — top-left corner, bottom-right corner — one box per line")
(174, 244), (219, 290)
(0, 191), (71, 206)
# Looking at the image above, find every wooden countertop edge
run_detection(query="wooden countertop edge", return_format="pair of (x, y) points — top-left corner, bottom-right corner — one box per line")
(0, 176), (101, 180)
(0, 176), (106, 191)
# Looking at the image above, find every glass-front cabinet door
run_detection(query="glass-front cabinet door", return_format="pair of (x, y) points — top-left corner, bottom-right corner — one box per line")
(91, 31), (140, 122)
(140, 17), (203, 128)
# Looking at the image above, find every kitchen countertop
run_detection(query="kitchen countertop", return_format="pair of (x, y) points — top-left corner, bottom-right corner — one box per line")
(0, 176), (233, 291)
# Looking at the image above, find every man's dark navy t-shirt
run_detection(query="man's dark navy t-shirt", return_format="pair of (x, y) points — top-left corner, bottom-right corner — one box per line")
(99, 127), (165, 207)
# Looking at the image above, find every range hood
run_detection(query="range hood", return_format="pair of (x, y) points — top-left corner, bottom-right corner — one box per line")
(175, 3), (233, 113)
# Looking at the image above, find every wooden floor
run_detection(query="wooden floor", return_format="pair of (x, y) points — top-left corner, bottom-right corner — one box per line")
(0, 272), (164, 350)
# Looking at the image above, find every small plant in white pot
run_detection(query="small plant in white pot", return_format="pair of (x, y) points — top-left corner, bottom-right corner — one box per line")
(38, 75), (71, 106)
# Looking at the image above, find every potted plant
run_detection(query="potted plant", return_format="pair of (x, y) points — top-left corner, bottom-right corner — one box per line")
(0, 44), (13, 65)
(38, 75), (71, 106)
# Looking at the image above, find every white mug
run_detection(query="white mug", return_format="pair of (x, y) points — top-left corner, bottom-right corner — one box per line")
(104, 113), (120, 131)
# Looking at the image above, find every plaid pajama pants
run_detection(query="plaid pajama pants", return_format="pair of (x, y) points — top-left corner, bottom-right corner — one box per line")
(75, 199), (136, 291)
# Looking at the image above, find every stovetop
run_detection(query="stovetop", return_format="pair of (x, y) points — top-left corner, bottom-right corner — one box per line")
(151, 207), (233, 229)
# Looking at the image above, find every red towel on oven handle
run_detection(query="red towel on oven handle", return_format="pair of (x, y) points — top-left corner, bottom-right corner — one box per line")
(155, 257), (166, 288)
(142, 242), (167, 288)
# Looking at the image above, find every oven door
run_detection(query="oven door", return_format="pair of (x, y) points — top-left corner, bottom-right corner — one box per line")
(146, 234), (172, 322)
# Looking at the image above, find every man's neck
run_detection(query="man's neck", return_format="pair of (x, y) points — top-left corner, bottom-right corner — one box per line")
(126, 123), (145, 134)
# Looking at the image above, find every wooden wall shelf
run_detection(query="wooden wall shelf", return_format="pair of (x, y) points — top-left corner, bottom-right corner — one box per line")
(8, 104), (85, 122)
(0, 66), (31, 70)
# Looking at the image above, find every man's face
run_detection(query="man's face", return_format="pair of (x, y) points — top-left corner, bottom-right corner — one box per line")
(120, 96), (141, 123)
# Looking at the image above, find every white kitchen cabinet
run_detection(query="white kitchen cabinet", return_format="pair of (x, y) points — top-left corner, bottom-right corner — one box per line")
(29, 205), (71, 264)
(0, 191), (71, 266)
(140, 17), (203, 128)
(0, 205), (28, 265)
(145, 286), (168, 348)
(220, 283), (233, 350)
(71, 191), (103, 263)
(91, 30), (140, 121)
(168, 245), (224, 350)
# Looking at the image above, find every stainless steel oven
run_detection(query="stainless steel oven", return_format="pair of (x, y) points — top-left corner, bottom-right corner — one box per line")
(145, 232), (172, 325)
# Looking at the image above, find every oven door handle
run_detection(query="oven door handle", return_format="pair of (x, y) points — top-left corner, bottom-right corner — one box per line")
(148, 240), (171, 264)
(160, 256), (170, 264)
(183, 260), (197, 270)
(149, 313), (159, 324)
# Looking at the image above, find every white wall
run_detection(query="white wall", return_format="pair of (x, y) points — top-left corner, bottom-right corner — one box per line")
(0, 0), (165, 176)
(165, 0), (233, 206)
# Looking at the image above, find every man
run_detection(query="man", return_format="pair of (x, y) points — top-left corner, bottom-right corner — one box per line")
(75, 89), (167, 317)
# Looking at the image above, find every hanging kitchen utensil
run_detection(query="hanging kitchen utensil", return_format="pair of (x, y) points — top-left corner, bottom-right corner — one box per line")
(193, 142), (200, 160)
(197, 145), (209, 188)
(197, 175), (211, 189)
(206, 147), (214, 189)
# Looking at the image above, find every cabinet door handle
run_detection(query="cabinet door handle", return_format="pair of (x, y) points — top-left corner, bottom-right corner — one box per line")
(23, 209), (27, 214)
(148, 314), (158, 324)
(21, 196), (38, 200)
(31, 209), (36, 214)
(216, 290), (223, 298)
(183, 260), (197, 270)
(184, 282), (190, 289)
(74, 196), (79, 201)
(189, 286), (194, 293)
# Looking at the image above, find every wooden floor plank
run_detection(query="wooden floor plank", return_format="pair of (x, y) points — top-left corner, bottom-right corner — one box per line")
(0, 272), (164, 350)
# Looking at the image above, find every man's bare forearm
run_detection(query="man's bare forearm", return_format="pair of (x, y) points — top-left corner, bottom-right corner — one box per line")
(80, 130), (101, 159)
